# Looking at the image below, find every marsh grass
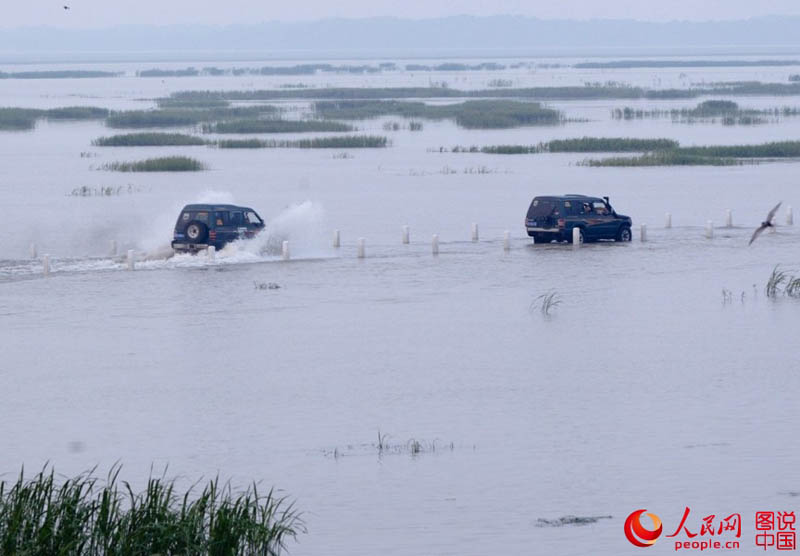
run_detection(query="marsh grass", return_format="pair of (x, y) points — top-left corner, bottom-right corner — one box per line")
(68, 185), (148, 197)
(582, 152), (740, 167)
(105, 106), (277, 128)
(0, 466), (303, 555)
(581, 141), (800, 167)
(156, 98), (231, 109)
(314, 99), (560, 129)
(170, 81), (800, 104)
(767, 266), (789, 298)
(93, 133), (207, 146)
(612, 100), (800, 125)
(450, 137), (678, 154)
(0, 70), (120, 79)
(102, 156), (205, 172)
(215, 135), (387, 148)
(0, 106), (110, 130)
(204, 119), (354, 133)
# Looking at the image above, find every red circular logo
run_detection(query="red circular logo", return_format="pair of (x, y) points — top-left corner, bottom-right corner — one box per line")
(624, 509), (663, 547)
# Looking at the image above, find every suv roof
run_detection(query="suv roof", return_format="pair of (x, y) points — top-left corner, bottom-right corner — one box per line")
(181, 204), (254, 211)
(534, 195), (603, 201)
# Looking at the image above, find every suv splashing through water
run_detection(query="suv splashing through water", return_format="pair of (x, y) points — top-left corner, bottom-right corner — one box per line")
(171, 204), (265, 253)
(525, 195), (632, 244)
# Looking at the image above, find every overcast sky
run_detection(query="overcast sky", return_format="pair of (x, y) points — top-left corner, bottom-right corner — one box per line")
(6, 0), (800, 28)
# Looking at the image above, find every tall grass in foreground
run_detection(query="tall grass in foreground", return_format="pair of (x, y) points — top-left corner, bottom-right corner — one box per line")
(93, 133), (206, 146)
(102, 156), (205, 172)
(216, 135), (387, 148)
(0, 466), (303, 555)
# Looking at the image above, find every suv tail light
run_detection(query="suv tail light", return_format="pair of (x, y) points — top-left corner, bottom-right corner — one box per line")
(557, 219), (566, 228)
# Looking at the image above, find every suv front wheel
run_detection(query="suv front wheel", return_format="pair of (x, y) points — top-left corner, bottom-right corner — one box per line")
(186, 222), (208, 243)
(617, 225), (632, 242)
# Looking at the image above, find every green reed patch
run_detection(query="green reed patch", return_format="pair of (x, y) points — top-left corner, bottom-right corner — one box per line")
(581, 151), (741, 167)
(156, 98), (232, 109)
(0, 466), (303, 555)
(102, 156), (205, 171)
(452, 137), (679, 154)
(169, 81), (800, 103)
(0, 70), (121, 79)
(93, 133), (207, 146)
(105, 106), (277, 128)
(0, 108), (41, 130)
(575, 59), (800, 69)
(612, 100), (800, 125)
(0, 106), (110, 130)
(45, 106), (110, 119)
(216, 135), (387, 148)
(314, 99), (560, 129)
(204, 119), (354, 133)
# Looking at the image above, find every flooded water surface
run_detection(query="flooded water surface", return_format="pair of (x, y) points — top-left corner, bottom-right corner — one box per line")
(1, 58), (799, 555)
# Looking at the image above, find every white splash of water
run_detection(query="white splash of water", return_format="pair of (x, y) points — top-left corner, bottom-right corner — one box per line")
(219, 201), (332, 261)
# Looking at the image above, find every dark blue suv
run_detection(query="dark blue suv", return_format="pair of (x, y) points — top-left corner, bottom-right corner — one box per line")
(171, 204), (265, 253)
(525, 195), (632, 244)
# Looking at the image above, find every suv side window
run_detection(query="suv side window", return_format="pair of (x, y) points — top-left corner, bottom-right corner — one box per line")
(593, 201), (609, 215)
(214, 211), (229, 227)
(195, 211), (209, 223)
(246, 211), (262, 225)
(230, 212), (244, 226)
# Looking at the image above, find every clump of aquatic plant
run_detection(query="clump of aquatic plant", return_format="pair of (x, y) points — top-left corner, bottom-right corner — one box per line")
(102, 156), (205, 172)
(785, 277), (800, 298)
(93, 132), (206, 146)
(532, 291), (562, 317)
(766, 265), (788, 298)
(0, 465), (304, 555)
(68, 184), (148, 197)
(216, 135), (387, 149)
(204, 119), (353, 134)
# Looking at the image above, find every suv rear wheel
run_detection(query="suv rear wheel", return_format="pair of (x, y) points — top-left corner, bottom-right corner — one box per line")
(617, 225), (632, 242)
(186, 222), (208, 243)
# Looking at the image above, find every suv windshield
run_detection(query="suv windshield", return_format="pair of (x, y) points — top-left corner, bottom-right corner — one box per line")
(245, 211), (262, 225)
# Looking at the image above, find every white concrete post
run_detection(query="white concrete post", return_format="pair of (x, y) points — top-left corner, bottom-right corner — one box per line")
(109, 239), (117, 257)
(402, 225), (410, 244)
(665, 213), (672, 229)
(281, 241), (289, 261)
(126, 249), (135, 270)
(572, 227), (581, 247)
(357, 237), (365, 258)
(333, 230), (340, 248)
(30, 243), (37, 259)
(471, 223), (479, 242)
(207, 245), (216, 261)
(42, 254), (50, 276)
(640, 224), (647, 242)
(787, 205), (794, 226)
(706, 220), (714, 239)
(432, 234), (439, 255)
(725, 209), (733, 228)
(503, 230), (510, 251)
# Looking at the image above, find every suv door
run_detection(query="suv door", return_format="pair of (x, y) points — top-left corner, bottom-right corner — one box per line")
(213, 211), (237, 247)
(590, 200), (617, 239)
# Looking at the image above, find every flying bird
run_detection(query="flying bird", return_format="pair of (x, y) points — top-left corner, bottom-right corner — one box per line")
(749, 201), (782, 245)
(63, 5), (70, 9)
